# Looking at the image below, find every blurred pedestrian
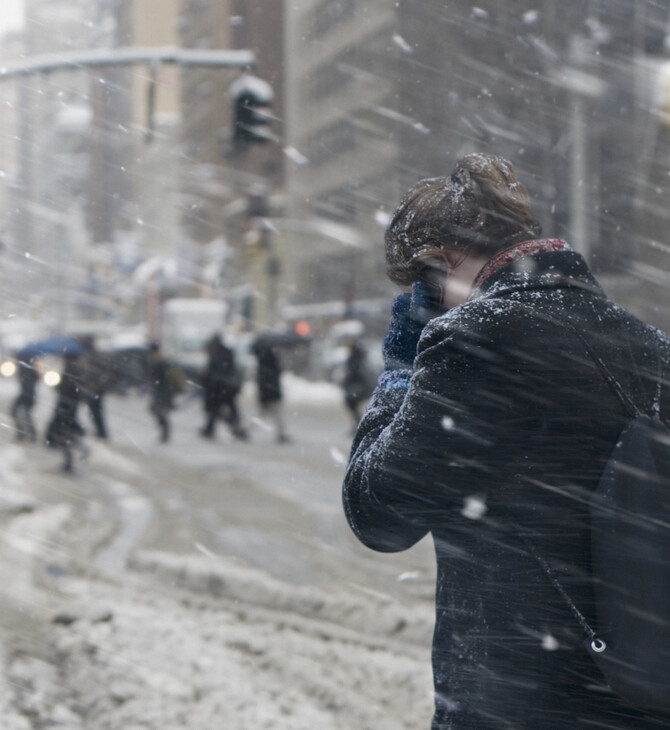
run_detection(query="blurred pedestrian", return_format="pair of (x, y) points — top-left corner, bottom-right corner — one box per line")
(253, 340), (290, 444)
(200, 334), (247, 440)
(343, 153), (670, 729)
(79, 336), (120, 439)
(341, 338), (373, 431)
(45, 354), (87, 472)
(147, 343), (174, 443)
(11, 357), (39, 442)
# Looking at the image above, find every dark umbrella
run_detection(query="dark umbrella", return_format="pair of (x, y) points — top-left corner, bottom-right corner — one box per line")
(17, 336), (86, 361)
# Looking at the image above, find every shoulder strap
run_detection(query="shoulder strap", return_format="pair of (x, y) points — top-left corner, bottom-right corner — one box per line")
(496, 299), (668, 657)
(561, 321), (640, 419)
(517, 527), (605, 653)
(494, 297), (644, 419)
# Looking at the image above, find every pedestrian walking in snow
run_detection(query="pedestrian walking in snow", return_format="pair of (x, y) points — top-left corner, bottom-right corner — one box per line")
(253, 340), (290, 443)
(45, 354), (87, 472)
(343, 153), (670, 729)
(341, 338), (373, 431)
(79, 336), (120, 439)
(147, 343), (175, 443)
(199, 334), (247, 440)
(11, 357), (39, 442)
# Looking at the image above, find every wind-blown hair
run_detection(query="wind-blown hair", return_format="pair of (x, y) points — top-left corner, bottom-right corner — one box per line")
(385, 153), (542, 285)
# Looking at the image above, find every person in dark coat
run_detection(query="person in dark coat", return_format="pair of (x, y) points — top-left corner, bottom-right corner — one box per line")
(253, 341), (290, 443)
(343, 153), (670, 729)
(341, 338), (373, 430)
(147, 343), (174, 443)
(11, 357), (39, 442)
(79, 336), (120, 439)
(45, 354), (87, 472)
(200, 334), (247, 440)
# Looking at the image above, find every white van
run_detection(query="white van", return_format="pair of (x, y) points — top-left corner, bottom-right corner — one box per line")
(161, 298), (228, 376)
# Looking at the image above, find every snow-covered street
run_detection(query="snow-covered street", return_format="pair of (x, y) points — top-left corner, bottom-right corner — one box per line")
(0, 377), (435, 729)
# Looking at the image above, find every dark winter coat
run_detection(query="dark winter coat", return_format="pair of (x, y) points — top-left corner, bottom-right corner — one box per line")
(203, 342), (241, 412)
(79, 350), (121, 397)
(46, 361), (85, 448)
(149, 357), (174, 413)
(16, 361), (38, 406)
(255, 345), (282, 405)
(342, 344), (373, 408)
(343, 242), (670, 729)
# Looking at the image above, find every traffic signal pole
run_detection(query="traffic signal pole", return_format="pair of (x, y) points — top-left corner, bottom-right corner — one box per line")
(0, 46), (256, 79)
(0, 46), (273, 147)
(0, 44), (275, 321)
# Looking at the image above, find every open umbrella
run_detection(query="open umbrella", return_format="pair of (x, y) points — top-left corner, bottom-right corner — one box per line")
(17, 336), (86, 361)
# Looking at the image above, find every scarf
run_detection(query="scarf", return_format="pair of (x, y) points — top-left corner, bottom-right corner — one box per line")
(471, 238), (570, 291)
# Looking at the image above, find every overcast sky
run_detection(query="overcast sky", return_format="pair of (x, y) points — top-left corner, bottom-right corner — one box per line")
(0, 0), (24, 38)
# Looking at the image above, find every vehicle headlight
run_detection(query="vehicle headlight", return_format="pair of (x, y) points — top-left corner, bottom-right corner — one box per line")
(43, 370), (61, 387)
(0, 361), (16, 377)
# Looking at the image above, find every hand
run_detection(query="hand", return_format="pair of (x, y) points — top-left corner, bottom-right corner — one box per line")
(382, 281), (446, 370)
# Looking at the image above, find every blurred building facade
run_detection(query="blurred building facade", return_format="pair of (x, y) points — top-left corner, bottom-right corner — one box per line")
(3, 0), (287, 332)
(393, 0), (670, 328)
(4, 0), (670, 339)
(178, 0), (286, 328)
(9, 0), (100, 326)
(285, 0), (670, 335)
(0, 29), (24, 303)
(284, 0), (400, 319)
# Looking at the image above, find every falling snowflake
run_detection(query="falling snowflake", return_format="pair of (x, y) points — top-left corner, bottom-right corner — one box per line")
(542, 634), (560, 651)
(374, 209), (392, 227)
(522, 10), (540, 25)
(194, 542), (219, 560)
(330, 446), (347, 466)
(392, 33), (413, 54)
(284, 146), (310, 166)
(471, 7), (489, 20)
(441, 416), (455, 430)
(412, 121), (431, 134)
(251, 416), (273, 432)
(461, 495), (487, 520)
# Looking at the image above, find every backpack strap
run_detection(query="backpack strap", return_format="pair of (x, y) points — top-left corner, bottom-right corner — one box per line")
(653, 357), (663, 418)
(563, 320), (665, 422)
(495, 301), (644, 654)
(518, 528), (605, 653)
(561, 321), (640, 420)
(491, 297), (643, 419)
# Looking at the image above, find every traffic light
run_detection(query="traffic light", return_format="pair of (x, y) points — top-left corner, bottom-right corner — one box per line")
(230, 74), (274, 144)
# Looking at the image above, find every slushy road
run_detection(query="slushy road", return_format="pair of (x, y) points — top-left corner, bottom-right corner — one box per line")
(1, 375), (435, 595)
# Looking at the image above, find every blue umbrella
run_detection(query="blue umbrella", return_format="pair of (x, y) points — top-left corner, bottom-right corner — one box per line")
(17, 336), (86, 361)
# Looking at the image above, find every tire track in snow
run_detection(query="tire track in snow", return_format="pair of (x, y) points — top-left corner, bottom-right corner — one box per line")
(93, 478), (154, 576)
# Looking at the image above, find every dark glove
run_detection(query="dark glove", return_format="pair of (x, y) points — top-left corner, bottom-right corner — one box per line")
(382, 281), (445, 370)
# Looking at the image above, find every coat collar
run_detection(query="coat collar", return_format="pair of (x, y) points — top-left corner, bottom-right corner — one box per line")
(469, 238), (606, 302)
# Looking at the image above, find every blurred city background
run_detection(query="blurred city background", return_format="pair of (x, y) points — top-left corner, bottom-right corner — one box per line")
(1, 1), (670, 382)
(0, 4), (670, 725)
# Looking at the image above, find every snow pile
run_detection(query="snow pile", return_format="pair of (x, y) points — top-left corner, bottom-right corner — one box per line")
(130, 548), (434, 644)
(0, 472), (434, 730)
(0, 381), (435, 729)
(17, 568), (433, 730)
